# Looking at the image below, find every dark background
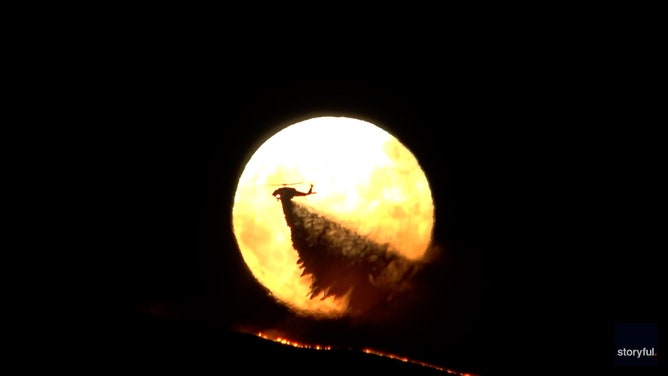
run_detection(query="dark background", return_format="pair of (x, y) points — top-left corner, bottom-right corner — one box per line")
(53, 19), (663, 375)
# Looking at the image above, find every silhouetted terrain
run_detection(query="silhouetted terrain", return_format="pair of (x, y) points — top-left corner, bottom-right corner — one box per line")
(89, 311), (456, 375)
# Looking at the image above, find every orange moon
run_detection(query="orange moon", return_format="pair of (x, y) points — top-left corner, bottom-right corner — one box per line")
(232, 116), (434, 317)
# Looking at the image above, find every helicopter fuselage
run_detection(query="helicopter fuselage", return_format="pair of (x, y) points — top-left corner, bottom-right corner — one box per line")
(272, 184), (314, 200)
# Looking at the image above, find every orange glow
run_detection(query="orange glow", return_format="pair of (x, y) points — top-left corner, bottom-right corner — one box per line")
(256, 332), (332, 350)
(361, 348), (476, 375)
(256, 332), (475, 375)
(232, 117), (434, 317)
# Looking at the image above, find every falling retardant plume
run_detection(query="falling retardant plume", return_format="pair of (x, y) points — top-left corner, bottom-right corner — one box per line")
(274, 188), (421, 316)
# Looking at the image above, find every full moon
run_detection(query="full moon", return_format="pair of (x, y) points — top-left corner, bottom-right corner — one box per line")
(232, 116), (434, 317)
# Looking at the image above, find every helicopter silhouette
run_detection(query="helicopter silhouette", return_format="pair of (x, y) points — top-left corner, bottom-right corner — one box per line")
(272, 184), (316, 201)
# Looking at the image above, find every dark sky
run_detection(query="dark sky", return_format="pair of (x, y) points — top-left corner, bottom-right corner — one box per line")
(69, 28), (662, 375)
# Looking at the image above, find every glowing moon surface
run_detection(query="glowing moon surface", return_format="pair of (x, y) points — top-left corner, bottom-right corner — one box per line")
(232, 116), (434, 317)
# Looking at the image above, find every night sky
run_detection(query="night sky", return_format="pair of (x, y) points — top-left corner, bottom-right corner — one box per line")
(68, 26), (662, 375)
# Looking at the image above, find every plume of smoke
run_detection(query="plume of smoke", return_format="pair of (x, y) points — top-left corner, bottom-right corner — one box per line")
(279, 199), (422, 315)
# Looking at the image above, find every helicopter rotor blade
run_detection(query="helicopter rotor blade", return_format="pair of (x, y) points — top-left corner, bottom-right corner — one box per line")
(263, 181), (308, 187)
